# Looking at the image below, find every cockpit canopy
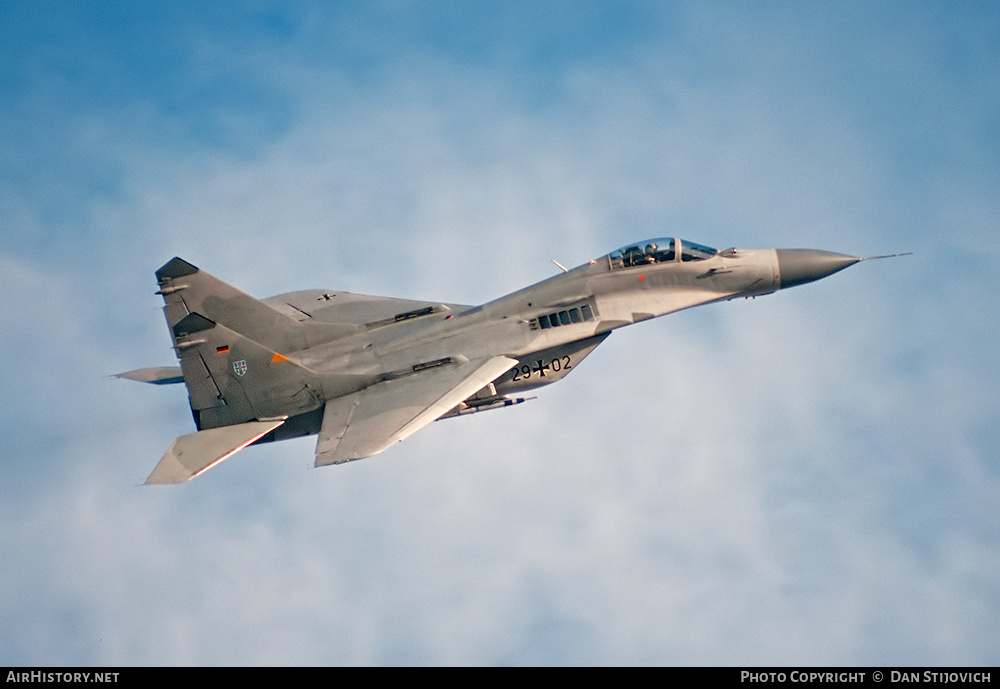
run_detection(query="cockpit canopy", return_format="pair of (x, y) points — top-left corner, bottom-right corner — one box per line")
(607, 238), (717, 269)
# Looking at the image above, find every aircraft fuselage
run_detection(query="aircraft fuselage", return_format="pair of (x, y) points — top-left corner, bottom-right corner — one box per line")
(297, 246), (778, 401)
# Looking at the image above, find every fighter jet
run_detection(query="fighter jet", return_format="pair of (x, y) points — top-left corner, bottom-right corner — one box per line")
(117, 238), (902, 484)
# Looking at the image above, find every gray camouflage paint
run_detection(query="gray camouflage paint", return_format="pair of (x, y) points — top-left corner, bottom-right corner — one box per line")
(121, 240), (875, 482)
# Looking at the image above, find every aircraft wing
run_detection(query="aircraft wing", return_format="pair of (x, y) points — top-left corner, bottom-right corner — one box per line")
(315, 355), (518, 466)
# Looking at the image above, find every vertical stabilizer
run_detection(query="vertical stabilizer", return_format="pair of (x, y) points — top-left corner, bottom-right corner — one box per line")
(168, 311), (323, 429)
(154, 257), (359, 430)
(155, 257), (358, 354)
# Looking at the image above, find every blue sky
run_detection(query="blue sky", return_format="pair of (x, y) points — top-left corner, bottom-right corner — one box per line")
(2, 1), (998, 666)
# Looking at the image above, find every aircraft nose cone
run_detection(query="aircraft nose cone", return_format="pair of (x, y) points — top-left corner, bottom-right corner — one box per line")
(776, 249), (861, 289)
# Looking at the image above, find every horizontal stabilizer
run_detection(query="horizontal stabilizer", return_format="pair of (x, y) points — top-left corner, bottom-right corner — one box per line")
(146, 418), (286, 484)
(114, 367), (184, 385)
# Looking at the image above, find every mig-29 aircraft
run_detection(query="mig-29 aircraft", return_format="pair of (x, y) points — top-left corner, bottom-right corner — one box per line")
(117, 238), (900, 484)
